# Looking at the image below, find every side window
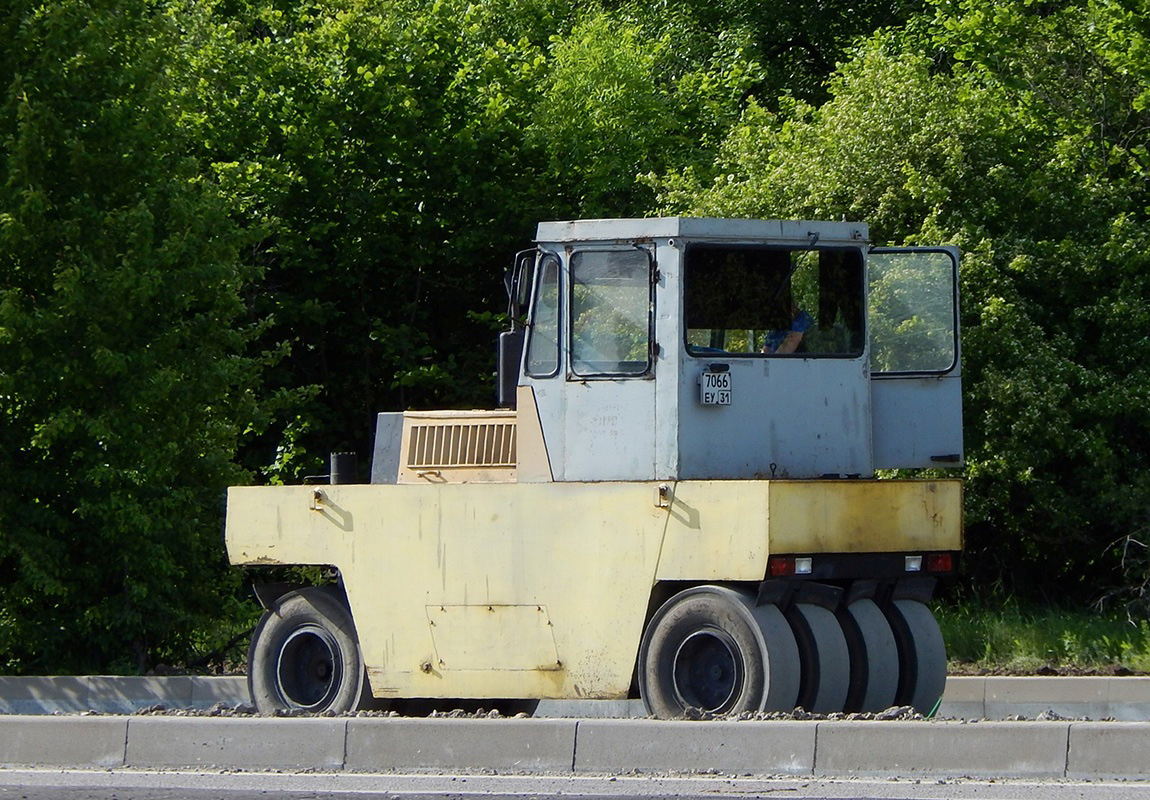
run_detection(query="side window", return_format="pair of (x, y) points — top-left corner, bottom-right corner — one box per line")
(684, 245), (865, 357)
(570, 249), (652, 377)
(868, 250), (958, 374)
(525, 253), (561, 377)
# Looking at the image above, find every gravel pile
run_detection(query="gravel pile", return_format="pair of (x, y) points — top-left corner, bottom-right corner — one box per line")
(111, 702), (1100, 722)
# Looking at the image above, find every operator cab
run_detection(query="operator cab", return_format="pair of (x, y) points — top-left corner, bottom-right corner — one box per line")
(502, 217), (961, 482)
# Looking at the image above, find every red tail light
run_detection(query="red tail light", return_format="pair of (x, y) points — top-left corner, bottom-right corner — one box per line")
(767, 556), (812, 577)
(768, 557), (794, 577)
(926, 552), (954, 573)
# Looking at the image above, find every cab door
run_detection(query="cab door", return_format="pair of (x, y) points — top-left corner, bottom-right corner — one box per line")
(519, 246), (657, 482)
(868, 247), (963, 469)
(561, 247), (657, 481)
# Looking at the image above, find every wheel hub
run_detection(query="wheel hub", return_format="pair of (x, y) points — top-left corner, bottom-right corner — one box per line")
(275, 624), (344, 710)
(671, 627), (743, 714)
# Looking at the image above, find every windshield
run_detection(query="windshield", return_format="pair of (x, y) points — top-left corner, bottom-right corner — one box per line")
(684, 245), (865, 357)
(570, 249), (653, 376)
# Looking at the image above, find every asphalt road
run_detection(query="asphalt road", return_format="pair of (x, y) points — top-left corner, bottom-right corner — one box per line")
(2, 771), (1150, 800)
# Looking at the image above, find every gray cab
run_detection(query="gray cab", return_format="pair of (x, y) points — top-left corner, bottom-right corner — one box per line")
(511, 217), (962, 482)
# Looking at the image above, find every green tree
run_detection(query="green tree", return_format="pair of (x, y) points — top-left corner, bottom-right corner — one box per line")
(614, 0), (925, 106)
(165, 0), (565, 478)
(527, 13), (674, 215)
(0, 0), (264, 672)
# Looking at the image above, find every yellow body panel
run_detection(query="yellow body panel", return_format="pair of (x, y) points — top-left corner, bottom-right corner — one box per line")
(226, 479), (961, 700)
(767, 480), (963, 554)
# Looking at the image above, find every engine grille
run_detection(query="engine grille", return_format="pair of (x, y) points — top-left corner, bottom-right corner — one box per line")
(398, 410), (517, 483)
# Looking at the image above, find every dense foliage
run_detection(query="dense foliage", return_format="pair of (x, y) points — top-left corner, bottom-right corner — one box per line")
(0, 0), (263, 671)
(1, 0), (1148, 672)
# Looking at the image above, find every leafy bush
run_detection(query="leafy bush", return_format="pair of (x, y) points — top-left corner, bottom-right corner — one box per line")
(0, 0), (265, 672)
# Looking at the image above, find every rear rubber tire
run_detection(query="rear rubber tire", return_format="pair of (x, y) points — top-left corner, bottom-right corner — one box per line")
(248, 587), (371, 714)
(638, 586), (799, 719)
(886, 599), (947, 715)
(751, 601), (802, 712)
(786, 602), (850, 713)
(840, 598), (899, 713)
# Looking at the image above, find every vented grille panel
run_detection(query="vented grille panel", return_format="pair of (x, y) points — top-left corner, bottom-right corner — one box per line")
(407, 423), (517, 469)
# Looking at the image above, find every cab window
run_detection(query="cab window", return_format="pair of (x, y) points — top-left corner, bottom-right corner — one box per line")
(684, 245), (865, 357)
(525, 254), (561, 377)
(868, 250), (958, 374)
(570, 249), (652, 376)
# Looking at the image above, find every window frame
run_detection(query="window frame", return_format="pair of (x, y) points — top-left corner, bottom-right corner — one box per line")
(681, 242), (867, 360)
(567, 246), (655, 380)
(523, 250), (563, 380)
(867, 247), (960, 378)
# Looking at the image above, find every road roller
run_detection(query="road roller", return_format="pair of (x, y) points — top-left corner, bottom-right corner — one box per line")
(226, 217), (963, 718)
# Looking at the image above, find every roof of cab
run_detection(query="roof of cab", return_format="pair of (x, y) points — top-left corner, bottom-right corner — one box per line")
(534, 217), (870, 245)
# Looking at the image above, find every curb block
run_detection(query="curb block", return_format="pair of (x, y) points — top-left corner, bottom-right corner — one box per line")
(0, 716), (127, 768)
(346, 718), (577, 772)
(6, 715), (1150, 779)
(124, 717), (347, 770)
(985, 678), (1108, 721)
(0, 676), (249, 715)
(574, 719), (814, 775)
(814, 721), (1070, 778)
(936, 676), (1150, 721)
(0, 676), (92, 715)
(1067, 722), (1150, 779)
(88, 677), (198, 715)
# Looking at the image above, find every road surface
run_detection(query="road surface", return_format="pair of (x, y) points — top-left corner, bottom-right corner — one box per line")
(2, 771), (1150, 800)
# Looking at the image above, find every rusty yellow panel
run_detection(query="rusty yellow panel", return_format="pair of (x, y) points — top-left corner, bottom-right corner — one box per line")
(766, 479), (963, 554)
(651, 479), (962, 581)
(226, 477), (962, 701)
(227, 481), (669, 700)
(654, 481), (770, 582)
(427, 604), (560, 672)
(225, 485), (355, 567)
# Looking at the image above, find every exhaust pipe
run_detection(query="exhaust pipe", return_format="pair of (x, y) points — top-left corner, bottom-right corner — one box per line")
(329, 452), (358, 485)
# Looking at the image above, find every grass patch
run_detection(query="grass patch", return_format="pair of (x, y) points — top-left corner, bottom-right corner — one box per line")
(936, 598), (1150, 674)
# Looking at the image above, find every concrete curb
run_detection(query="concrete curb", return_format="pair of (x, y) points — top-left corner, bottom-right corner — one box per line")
(814, 720), (1071, 778)
(2, 675), (1149, 719)
(573, 719), (816, 775)
(0, 675), (250, 715)
(939, 676), (1150, 721)
(125, 716), (348, 770)
(2, 716), (1150, 780)
(0, 716), (128, 768)
(346, 717), (578, 772)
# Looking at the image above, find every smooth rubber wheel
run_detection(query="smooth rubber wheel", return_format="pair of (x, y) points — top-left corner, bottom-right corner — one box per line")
(638, 586), (799, 719)
(750, 601), (802, 712)
(786, 602), (850, 713)
(248, 587), (371, 714)
(840, 598), (899, 713)
(886, 599), (947, 715)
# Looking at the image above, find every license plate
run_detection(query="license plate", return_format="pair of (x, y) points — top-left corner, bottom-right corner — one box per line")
(700, 371), (732, 405)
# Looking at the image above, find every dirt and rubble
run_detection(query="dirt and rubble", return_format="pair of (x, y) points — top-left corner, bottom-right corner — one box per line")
(103, 701), (1113, 723)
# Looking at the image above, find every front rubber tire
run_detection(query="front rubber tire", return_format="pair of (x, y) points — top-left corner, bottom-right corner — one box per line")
(248, 587), (370, 714)
(638, 586), (799, 719)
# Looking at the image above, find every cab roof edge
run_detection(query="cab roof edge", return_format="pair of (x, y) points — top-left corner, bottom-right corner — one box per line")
(534, 217), (870, 245)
